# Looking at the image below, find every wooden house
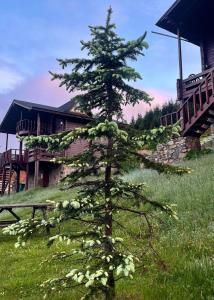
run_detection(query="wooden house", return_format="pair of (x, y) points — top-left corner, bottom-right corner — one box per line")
(0, 99), (92, 196)
(157, 0), (214, 137)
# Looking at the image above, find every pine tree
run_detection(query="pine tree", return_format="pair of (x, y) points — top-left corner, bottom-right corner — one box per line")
(4, 7), (190, 300)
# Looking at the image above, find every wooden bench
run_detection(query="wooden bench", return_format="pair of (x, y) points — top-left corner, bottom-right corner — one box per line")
(0, 203), (53, 229)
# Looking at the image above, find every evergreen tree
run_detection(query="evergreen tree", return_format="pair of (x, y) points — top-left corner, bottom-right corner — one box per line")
(4, 8), (189, 300)
(134, 101), (178, 130)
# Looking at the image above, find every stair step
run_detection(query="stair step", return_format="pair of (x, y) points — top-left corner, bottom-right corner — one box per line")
(208, 109), (214, 116)
(207, 117), (214, 123)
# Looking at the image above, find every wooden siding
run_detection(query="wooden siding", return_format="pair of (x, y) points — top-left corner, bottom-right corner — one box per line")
(65, 120), (89, 156)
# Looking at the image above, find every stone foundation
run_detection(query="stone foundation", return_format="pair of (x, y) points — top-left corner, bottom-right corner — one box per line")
(146, 136), (201, 164)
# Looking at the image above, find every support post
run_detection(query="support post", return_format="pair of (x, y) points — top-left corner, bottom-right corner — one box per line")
(19, 140), (23, 161)
(5, 134), (9, 151)
(34, 160), (39, 188)
(177, 27), (183, 83)
(177, 27), (184, 130)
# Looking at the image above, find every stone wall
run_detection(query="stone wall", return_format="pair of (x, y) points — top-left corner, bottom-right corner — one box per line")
(48, 164), (75, 186)
(146, 136), (201, 164)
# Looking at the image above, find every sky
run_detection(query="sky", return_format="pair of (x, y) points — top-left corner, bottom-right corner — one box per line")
(0, 0), (201, 151)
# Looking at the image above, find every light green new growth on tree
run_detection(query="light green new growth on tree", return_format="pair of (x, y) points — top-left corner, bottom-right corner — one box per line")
(4, 7), (190, 300)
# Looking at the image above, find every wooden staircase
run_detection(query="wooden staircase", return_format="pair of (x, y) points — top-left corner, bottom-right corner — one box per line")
(161, 68), (214, 136)
(0, 167), (15, 196)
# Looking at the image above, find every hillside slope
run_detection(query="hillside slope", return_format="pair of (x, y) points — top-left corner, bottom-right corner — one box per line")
(0, 154), (214, 300)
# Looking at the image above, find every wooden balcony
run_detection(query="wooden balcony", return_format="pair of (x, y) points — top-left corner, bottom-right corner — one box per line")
(28, 148), (64, 163)
(16, 119), (37, 136)
(0, 148), (64, 167)
(0, 149), (28, 168)
(16, 119), (53, 136)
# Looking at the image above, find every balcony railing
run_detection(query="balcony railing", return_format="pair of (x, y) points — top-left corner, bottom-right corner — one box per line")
(0, 149), (28, 168)
(0, 148), (64, 167)
(178, 67), (214, 100)
(16, 119), (53, 136)
(28, 148), (64, 162)
(16, 119), (37, 136)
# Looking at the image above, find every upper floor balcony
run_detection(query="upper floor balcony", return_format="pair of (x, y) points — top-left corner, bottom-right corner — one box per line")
(16, 119), (53, 136)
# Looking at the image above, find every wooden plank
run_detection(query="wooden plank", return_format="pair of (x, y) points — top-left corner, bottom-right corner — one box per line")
(0, 203), (53, 209)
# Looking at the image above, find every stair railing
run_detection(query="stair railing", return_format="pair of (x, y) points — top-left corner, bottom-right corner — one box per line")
(0, 149), (29, 168)
(161, 68), (214, 131)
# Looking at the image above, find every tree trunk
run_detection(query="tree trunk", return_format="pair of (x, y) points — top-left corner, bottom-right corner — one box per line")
(104, 137), (115, 300)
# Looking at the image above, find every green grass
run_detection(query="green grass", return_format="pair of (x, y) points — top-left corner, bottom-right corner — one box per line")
(0, 154), (214, 300)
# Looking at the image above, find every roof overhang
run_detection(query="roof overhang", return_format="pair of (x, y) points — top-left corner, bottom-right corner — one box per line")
(0, 100), (92, 135)
(156, 0), (213, 46)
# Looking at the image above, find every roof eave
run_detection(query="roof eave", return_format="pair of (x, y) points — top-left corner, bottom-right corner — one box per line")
(156, 0), (181, 27)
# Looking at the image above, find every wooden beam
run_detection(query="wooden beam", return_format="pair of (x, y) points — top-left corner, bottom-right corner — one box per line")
(151, 31), (188, 42)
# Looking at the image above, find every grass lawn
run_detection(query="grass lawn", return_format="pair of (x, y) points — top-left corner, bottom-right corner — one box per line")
(0, 154), (214, 300)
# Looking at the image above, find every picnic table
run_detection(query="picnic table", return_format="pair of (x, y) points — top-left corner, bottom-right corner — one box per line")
(0, 203), (53, 228)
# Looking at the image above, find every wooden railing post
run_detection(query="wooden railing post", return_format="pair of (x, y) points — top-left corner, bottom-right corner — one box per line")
(199, 85), (203, 111)
(193, 93), (197, 117)
(212, 70), (214, 94)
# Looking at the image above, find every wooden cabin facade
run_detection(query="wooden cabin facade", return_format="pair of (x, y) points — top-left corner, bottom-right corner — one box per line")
(157, 0), (214, 137)
(0, 99), (91, 196)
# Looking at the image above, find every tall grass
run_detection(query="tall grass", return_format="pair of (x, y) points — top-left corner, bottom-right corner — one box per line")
(0, 154), (214, 299)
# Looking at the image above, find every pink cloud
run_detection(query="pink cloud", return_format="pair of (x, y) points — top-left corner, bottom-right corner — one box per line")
(13, 74), (72, 106)
(123, 88), (176, 122)
(0, 74), (73, 152)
